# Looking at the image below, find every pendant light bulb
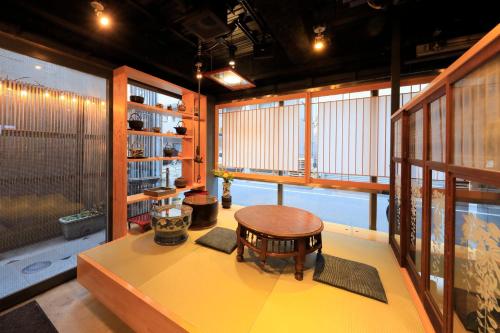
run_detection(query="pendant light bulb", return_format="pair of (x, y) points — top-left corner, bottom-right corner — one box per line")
(228, 44), (237, 68)
(313, 25), (327, 52)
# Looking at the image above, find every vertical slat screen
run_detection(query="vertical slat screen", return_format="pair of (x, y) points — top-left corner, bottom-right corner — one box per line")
(313, 95), (391, 178)
(219, 103), (302, 175)
(0, 79), (107, 251)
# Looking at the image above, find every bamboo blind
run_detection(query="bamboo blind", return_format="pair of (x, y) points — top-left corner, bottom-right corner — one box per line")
(0, 79), (107, 251)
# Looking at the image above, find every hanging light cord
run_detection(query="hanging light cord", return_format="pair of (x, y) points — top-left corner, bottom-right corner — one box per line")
(194, 40), (203, 183)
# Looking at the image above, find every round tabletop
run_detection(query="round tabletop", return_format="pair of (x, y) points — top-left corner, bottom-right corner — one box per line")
(183, 195), (217, 205)
(234, 205), (323, 238)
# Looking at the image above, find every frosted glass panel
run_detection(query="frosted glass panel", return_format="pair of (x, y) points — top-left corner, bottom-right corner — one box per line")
(393, 162), (402, 247)
(429, 96), (446, 162)
(409, 109), (423, 160)
(409, 165), (423, 274)
(394, 118), (402, 158)
(453, 55), (500, 171)
(430, 171), (446, 313)
(453, 181), (499, 332)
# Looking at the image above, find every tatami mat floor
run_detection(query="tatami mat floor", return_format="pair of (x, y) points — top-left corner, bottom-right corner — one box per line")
(2, 205), (427, 333)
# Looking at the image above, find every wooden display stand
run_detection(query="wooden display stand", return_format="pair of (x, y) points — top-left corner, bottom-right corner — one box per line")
(112, 66), (207, 239)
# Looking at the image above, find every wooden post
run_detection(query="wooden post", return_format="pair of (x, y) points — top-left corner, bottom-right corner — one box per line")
(369, 176), (378, 230)
(390, 8), (400, 115)
(112, 68), (128, 240)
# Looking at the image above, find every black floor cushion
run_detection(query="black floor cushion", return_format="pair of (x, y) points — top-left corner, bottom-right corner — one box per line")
(0, 301), (58, 333)
(313, 254), (388, 303)
(195, 227), (237, 254)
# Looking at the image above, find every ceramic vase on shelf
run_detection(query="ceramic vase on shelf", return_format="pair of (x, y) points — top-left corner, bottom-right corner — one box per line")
(222, 181), (232, 209)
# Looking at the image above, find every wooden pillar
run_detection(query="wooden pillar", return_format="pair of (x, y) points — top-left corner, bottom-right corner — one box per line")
(112, 68), (128, 240)
(390, 8), (401, 115)
(369, 176), (378, 230)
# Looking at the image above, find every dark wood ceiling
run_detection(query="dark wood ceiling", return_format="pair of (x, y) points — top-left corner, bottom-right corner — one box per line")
(0, 0), (497, 101)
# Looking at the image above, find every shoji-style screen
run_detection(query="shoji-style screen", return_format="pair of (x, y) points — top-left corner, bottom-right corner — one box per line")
(311, 92), (391, 178)
(218, 101), (304, 175)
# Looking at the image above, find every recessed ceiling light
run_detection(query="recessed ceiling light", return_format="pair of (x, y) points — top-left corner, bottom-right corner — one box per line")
(35, 65), (42, 70)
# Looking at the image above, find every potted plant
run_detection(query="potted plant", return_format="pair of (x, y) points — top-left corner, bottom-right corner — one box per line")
(213, 169), (234, 209)
(58, 205), (105, 240)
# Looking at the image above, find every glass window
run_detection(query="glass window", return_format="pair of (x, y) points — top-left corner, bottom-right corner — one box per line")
(0, 47), (108, 299)
(429, 96), (446, 162)
(409, 109), (423, 160)
(453, 180), (499, 332)
(453, 55), (500, 171)
(409, 165), (423, 274)
(429, 170), (446, 313)
(283, 185), (373, 230)
(218, 179), (277, 206)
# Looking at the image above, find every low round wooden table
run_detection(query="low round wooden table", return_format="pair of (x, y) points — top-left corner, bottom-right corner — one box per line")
(234, 205), (323, 281)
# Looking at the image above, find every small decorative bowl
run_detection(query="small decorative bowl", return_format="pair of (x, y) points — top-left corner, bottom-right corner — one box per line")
(150, 205), (193, 245)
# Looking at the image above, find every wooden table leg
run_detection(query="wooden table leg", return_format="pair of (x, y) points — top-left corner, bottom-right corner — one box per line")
(260, 238), (268, 264)
(317, 233), (323, 254)
(294, 238), (306, 281)
(236, 224), (244, 262)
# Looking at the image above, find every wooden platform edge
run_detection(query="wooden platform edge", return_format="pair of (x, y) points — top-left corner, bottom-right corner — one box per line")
(77, 254), (197, 333)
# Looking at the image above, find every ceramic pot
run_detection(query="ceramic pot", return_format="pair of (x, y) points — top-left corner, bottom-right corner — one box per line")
(174, 121), (187, 135)
(177, 102), (186, 112)
(163, 144), (178, 157)
(128, 113), (144, 130)
(130, 95), (144, 104)
(222, 182), (231, 209)
(221, 195), (232, 209)
(150, 204), (193, 245)
(174, 176), (187, 188)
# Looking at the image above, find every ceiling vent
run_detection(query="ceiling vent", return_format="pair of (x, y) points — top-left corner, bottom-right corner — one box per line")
(181, 5), (230, 42)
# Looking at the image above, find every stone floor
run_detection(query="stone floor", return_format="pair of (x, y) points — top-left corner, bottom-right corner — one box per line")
(0, 230), (105, 299)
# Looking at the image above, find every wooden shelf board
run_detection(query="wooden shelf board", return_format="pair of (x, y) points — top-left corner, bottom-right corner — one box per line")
(128, 102), (195, 118)
(127, 130), (192, 139)
(126, 183), (204, 204)
(127, 156), (193, 162)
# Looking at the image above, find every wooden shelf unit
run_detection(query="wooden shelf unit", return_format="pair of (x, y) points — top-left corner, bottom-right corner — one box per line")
(127, 101), (199, 119)
(126, 183), (204, 204)
(127, 156), (193, 162)
(113, 66), (207, 239)
(127, 130), (193, 139)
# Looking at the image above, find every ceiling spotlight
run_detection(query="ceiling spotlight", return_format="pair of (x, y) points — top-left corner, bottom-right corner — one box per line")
(99, 15), (110, 27)
(228, 44), (237, 68)
(313, 25), (327, 51)
(91, 1), (111, 28)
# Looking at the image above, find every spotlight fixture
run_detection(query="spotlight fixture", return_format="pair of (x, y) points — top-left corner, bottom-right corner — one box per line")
(91, 1), (111, 28)
(195, 62), (203, 80)
(228, 44), (237, 68)
(313, 25), (327, 51)
(195, 41), (203, 80)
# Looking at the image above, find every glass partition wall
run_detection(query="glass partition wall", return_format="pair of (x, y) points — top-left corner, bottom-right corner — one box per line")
(389, 33), (499, 333)
(0, 47), (109, 306)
